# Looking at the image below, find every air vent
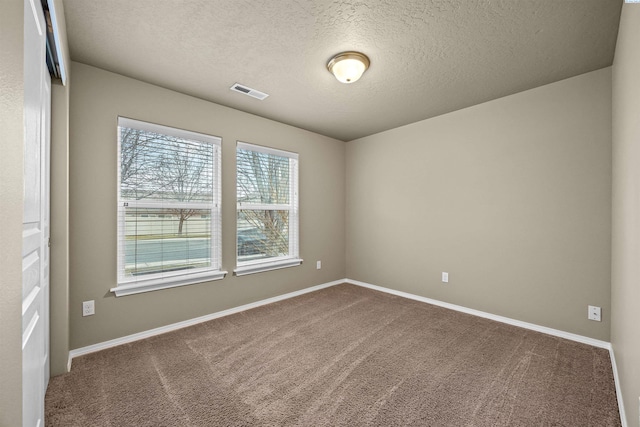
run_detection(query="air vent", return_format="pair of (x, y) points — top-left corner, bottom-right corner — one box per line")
(230, 83), (269, 100)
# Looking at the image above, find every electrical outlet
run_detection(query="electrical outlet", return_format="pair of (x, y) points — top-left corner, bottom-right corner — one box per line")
(83, 300), (95, 317)
(316, 260), (321, 270)
(588, 305), (601, 322)
(442, 272), (449, 283)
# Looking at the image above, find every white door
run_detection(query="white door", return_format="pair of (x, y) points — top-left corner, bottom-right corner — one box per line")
(23, 0), (50, 425)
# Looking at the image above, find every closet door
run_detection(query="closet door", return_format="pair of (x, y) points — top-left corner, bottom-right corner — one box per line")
(22, 0), (50, 425)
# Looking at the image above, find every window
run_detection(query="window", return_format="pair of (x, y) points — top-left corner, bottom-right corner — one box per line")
(235, 142), (301, 275)
(111, 117), (225, 296)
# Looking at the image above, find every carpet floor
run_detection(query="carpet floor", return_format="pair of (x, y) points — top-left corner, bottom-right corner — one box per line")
(45, 283), (621, 426)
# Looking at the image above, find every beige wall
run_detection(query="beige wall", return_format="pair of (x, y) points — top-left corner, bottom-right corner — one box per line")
(50, 0), (72, 376)
(612, 4), (640, 426)
(346, 68), (612, 341)
(68, 62), (346, 349)
(0, 1), (24, 425)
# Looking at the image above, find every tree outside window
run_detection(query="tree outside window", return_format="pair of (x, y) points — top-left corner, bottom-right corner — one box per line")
(116, 118), (222, 288)
(236, 142), (299, 268)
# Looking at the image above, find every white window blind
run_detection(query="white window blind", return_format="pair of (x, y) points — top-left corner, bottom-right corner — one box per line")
(234, 141), (301, 276)
(112, 117), (225, 296)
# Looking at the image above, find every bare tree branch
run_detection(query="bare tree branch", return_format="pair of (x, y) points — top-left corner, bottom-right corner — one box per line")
(121, 128), (214, 235)
(237, 149), (290, 257)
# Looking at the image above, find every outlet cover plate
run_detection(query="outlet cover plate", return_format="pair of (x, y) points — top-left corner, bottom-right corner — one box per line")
(588, 305), (601, 322)
(83, 300), (95, 317)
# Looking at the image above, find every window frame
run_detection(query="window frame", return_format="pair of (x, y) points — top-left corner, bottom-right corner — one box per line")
(111, 117), (226, 297)
(234, 141), (302, 276)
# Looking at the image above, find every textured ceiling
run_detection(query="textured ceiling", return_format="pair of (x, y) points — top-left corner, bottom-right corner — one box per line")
(62, 0), (622, 142)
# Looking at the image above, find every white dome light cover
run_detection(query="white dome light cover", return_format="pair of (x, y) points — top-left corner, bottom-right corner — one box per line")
(327, 51), (370, 84)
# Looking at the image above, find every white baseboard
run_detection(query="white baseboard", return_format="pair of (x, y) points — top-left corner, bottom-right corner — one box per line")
(345, 279), (610, 348)
(608, 345), (628, 427)
(69, 276), (612, 354)
(68, 279), (345, 367)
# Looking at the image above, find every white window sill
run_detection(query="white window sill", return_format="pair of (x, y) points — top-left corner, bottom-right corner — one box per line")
(234, 258), (303, 276)
(111, 270), (227, 297)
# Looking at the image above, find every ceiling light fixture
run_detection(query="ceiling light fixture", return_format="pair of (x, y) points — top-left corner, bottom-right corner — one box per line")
(327, 51), (370, 84)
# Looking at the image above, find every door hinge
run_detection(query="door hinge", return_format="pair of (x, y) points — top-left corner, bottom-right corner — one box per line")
(48, 238), (51, 247)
